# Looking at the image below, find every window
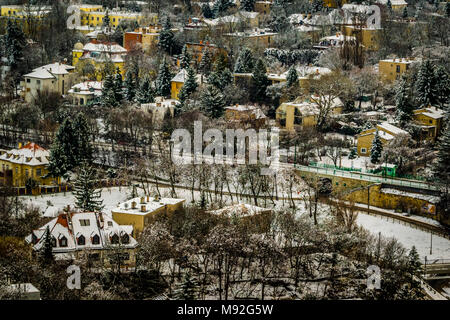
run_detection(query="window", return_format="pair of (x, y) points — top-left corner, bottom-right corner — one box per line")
(36, 168), (41, 177)
(111, 234), (119, 244)
(361, 148), (367, 154)
(121, 233), (130, 244)
(429, 120), (432, 124)
(80, 219), (90, 226)
(92, 234), (100, 245)
(26, 78), (30, 83)
(113, 18), (115, 22)
(36, 80), (41, 86)
(97, 17), (99, 21)
(25, 169), (29, 177)
(396, 65), (400, 73)
(51, 237), (57, 247)
(80, 98), (84, 105)
(77, 235), (85, 245)
(59, 236), (68, 247)
(107, 221), (113, 227)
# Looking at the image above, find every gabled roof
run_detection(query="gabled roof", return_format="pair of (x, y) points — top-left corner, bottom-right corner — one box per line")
(0, 142), (50, 166)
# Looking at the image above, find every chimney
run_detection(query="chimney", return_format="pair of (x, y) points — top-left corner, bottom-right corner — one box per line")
(140, 197), (145, 204)
(146, 195), (150, 202)
(141, 205), (146, 212)
(131, 201), (136, 209)
(316, 69), (319, 75)
(18, 142), (22, 149)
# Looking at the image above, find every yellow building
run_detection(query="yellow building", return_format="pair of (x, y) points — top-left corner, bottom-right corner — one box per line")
(276, 96), (343, 131)
(322, 0), (349, 8)
(170, 69), (204, 100)
(78, 7), (145, 28)
(111, 195), (185, 237)
(254, 1), (272, 15)
(72, 40), (127, 80)
(342, 26), (381, 51)
(26, 211), (138, 268)
(378, 57), (417, 82)
(377, 0), (408, 11)
(124, 26), (161, 51)
(0, 142), (60, 189)
(356, 122), (409, 156)
(68, 81), (103, 106)
(225, 28), (277, 47)
(413, 107), (445, 141)
(21, 63), (76, 103)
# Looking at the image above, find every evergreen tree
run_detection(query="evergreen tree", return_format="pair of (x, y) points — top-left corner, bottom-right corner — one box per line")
(251, 59), (270, 103)
(158, 17), (175, 55)
(370, 130), (383, 164)
(39, 226), (54, 265)
(348, 147), (357, 159)
(415, 60), (438, 107)
(286, 66), (298, 87)
(103, 10), (110, 28)
(202, 4), (214, 19)
(234, 47), (255, 73)
(3, 19), (25, 68)
(73, 161), (104, 212)
(124, 70), (136, 102)
(201, 85), (225, 118)
(183, 67), (198, 96)
(180, 44), (191, 69)
(402, 6), (408, 18)
(446, 2), (450, 18)
(48, 118), (77, 177)
(156, 58), (172, 97)
(208, 54), (233, 90)
(434, 124), (450, 185)
(199, 48), (213, 75)
(213, 0), (233, 18)
(101, 74), (118, 107)
(137, 76), (155, 104)
(113, 68), (123, 102)
(434, 65), (450, 107)
(407, 246), (422, 276)
(72, 113), (93, 164)
(395, 76), (413, 124)
(174, 273), (198, 299)
(240, 0), (255, 11)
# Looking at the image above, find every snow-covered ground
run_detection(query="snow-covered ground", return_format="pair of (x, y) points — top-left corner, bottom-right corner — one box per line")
(356, 213), (450, 260)
(318, 155), (372, 172)
(23, 186), (450, 261)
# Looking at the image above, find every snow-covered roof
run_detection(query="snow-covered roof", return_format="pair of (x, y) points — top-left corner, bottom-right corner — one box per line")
(377, 122), (409, 136)
(68, 81), (103, 96)
(83, 41), (127, 54)
(112, 196), (185, 216)
(359, 129), (394, 141)
(0, 142), (49, 166)
(208, 203), (271, 218)
(225, 28), (278, 37)
(225, 105), (267, 119)
(24, 63), (74, 79)
(26, 211), (137, 254)
(414, 107), (445, 120)
(171, 69), (203, 84)
(376, 0), (407, 6)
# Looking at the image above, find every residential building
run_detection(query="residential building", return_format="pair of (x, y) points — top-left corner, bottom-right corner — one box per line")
(224, 28), (278, 47)
(225, 104), (267, 128)
(254, 1), (272, 15)
(72, 40), (127, 80)
(413, 106), (445, 141)
(378, 57), (417, 82)
(21, 62), (75, 103)
(68, 81), (103, 106)
(0, 142), (60, 189)
(276, 96), (343, 131)
(376, 0), (408, 11)
(323, 0), (349, 8)
(141, 96), (179, 123)
(356, 122), (409, 156)
(171, 69), (204, 100)
(123, 26), (161, 51)
(184, 41), (226, 64)
(25, 210), (138, 268)
(78, 7), (147, 28)
(111, 195), (185, 236)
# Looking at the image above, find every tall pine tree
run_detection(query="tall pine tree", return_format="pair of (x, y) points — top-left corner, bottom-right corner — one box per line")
(370, 130), (383, 164)
(137, 76), (155, 103)
(415, 60), (438, 107)
(73, 161), (104, 212)
(124, 70), (136, 102)
(101, 74), (118, 107)
(158, 17), (175, 55)
(156, 58), (172, 97)
(234, 47), (255, 73)
(113, 67), (123, 103)
(3, 19), (25, 68)
(395, 76), (413, 124)
(251, 59), (270, 103)
(201, 85), (225, 118)
(180, 44), (191, 69)
(39, 226), (54, 265)
(286, 66), (298, 87)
